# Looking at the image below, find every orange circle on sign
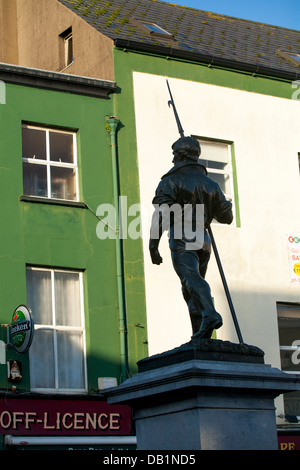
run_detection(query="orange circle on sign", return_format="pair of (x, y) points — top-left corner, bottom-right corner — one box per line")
(294, 263), (300, 276)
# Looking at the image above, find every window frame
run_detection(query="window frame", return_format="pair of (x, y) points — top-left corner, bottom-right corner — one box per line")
(27, 266), (87, 394)
(22, 124), (79, 202)
(277, 302), (300, 419)
(277, 48), (300, 67)
(140, 21), (173, 38)
(277, 302), (300, 373)
(194, 136), (238, 227)
(131, 18), (174, 39)
(59, 26), (74, 69)
(64, 32), (73, 67)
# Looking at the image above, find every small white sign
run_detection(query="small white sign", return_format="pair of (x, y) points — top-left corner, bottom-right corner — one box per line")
(0, 80), (6, 105)
(0, 340), (5, 365)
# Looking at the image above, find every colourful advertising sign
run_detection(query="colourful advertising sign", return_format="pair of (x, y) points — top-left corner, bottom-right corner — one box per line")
(287, 235), (300, 285)
(0, 398), (132, 436)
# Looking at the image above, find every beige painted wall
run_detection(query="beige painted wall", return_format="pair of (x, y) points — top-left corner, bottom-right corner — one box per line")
(0, 0), (18, 64)
(0, 0), (114, 81)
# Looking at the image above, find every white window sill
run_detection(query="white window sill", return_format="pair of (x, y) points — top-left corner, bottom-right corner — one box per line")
(19, 195), (86, 209)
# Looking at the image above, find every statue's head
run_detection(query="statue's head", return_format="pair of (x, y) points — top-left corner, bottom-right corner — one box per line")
(172, 136), (201, 163)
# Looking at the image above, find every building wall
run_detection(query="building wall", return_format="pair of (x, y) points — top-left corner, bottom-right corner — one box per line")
(0, 77), (147, 392)
(0, 0), (18, 64)
(113, 47), (300, 418)
(133, 71), (300, 354)
(0, 0), (114, 81)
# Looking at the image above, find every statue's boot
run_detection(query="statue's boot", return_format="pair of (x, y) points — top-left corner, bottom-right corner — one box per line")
(192, 312), (222, 339)
(189, 309), (202, 336)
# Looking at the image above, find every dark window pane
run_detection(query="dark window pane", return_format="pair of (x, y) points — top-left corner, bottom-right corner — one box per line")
(199, 159), (226, 171)
(207, 161), (227, 171)
(50, 166), (76, 200)
(284, 391), (300, 416)
(23, 162), (47, 197)
(22, 127), (46, 160)
(66, 35), (73, 65)
(291, 55), (300, 63)
(29, 329), (55, 388)
(280, 349), (300, 372)
(54, 271), (81, 326)
(50, 132), (73, 163)
(141, 22), (171, 36)
(57, 331), (85, 389)
(278, 316), (300, 346)
(26, 269), (52, 324)
(207, 171), (230, 194)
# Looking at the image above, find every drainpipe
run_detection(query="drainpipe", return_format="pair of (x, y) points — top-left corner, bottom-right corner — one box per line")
(106, 116), (128, 383)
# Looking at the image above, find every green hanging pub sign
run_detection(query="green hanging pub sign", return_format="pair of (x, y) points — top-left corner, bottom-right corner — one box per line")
(9, 305), (34, 354)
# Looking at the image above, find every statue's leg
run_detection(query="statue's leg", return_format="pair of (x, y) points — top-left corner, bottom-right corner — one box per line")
(198, 249), (210, 278)
(171, 248), (222, 338)
(188, 237), (211, 334)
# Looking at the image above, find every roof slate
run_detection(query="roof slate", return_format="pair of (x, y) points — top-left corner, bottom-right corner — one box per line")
(58, 0), (300, 78)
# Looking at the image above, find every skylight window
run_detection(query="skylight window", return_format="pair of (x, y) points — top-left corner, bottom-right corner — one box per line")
(277, 49), (300, 67)
(291, 54), (300, 63)
(131, 19), (174, 39)
(141, 22), (173, 37)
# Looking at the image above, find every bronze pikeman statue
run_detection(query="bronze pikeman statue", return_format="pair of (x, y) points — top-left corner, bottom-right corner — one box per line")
(149, 136), (233, 339)
(149, 81), (234, 340)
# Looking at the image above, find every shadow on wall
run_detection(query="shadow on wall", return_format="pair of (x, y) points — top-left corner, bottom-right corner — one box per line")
(212, 284), (298, 369)
(0, 327), (142, 393)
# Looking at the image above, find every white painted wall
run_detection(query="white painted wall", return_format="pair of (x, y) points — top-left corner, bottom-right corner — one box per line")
(132, 72), (300, 398)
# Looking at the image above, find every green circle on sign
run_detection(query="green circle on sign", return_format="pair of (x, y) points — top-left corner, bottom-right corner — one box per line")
(10, 305), (34, 354)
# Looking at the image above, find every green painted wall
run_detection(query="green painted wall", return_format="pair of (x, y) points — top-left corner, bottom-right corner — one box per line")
(114, 48), (295, 103)
(0, 80), (147, 392)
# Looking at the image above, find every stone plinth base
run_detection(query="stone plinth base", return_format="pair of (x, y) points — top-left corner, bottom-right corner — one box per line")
(104, 339), (300, 450)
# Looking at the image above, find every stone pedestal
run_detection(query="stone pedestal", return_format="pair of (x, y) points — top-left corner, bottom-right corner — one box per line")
(104, 339), (300, 450)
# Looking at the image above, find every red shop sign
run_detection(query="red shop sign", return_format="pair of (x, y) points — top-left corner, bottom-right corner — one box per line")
(0, 398), (132, 436)
(278, 434), (300, 450)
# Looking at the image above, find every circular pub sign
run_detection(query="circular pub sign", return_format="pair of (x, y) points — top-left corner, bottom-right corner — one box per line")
(10, 305), (34, 354)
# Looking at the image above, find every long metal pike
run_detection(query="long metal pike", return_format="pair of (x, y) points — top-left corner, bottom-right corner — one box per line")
(166, 79), (244, 344)
(208, 226), (244, 343)
(166, 80), (184, 138)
